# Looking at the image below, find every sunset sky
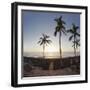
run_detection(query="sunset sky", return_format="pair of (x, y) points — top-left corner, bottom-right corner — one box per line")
(22, 10), (80, 53)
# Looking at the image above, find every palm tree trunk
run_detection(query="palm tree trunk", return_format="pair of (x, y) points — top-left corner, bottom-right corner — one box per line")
(43, 44), (45, 58)
(74, 37), (76, 56)
(59, 31), (62, 58)
(74, 44), (76, 56)
(75, 45), (77, 56)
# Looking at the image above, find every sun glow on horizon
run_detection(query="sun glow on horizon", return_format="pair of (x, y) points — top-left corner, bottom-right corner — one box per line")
(45, 45), (58, 53)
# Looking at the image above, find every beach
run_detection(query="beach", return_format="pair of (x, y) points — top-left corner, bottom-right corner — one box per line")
(22, 56), (80, 77)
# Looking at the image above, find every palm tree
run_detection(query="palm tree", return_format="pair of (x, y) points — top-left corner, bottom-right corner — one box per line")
(37, 34), (52, 58)
(67, 23), (80, 56)
(54, 16), (66, 58)
(72, 39), (80, 55)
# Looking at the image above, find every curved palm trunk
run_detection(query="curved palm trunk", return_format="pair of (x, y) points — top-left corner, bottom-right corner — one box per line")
(59, 31), (62, 58)
(43, 44), (45, 58)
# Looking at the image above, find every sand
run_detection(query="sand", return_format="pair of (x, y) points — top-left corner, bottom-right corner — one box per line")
(22, 56), (80, 77)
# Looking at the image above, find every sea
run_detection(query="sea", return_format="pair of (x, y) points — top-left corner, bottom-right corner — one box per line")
(23, 52), (80, 58)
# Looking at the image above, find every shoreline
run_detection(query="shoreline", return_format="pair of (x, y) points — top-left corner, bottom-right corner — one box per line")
(24, 55), (80, 60)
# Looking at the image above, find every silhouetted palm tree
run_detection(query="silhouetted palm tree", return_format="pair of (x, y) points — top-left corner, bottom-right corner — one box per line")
(54, 16), (66, 58)
(72, 39), (80, 55)
(37, 34), (52, 58)
(67, 23), (80, 56)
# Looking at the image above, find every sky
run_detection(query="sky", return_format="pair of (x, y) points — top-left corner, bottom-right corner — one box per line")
(22, 10), (80, 53)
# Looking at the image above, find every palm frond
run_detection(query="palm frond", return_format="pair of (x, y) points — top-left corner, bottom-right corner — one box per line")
(62, 29), (67, 35)
(67, 29), (73, 34)
(40, 37), (43, 40)
(37, 40), (41, 44)
(40, 41), (43, 46)
(56, 26), (60, 31)
(59, 16), (66, 24)
(69, 35), (73, 41)
(76, 32), (80, 37)
(60, 16), (62, 19)
(54, 30), (58, 36)
(45, 35), (50, 38)
(72, 23), (79, 31)
(75, 26), (79, 30)
(46, 40), (52, 44)
(42, 33), (45, 37)
(54, 25), (61, 36)
(62, 20), (66, 24)
(54, 18), (58, 22)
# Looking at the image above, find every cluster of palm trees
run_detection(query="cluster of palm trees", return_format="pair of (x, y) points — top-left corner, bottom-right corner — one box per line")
(38, 16), (80, 58)
(67, 23), (80, 56)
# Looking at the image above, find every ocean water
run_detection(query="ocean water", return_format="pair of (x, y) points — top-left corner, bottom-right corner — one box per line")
(23, 52), (80, 58)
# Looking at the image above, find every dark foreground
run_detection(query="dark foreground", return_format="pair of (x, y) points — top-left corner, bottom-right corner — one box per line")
(22, 56), (80, 77)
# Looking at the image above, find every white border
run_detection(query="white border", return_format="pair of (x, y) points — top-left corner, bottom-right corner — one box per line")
(18, 5), (86, 84)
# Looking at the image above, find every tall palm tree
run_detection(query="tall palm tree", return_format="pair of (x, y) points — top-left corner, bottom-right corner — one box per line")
(54, 16), (66, 58)
(37, 34), (52, 58)
(67, 23), (80, 56)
